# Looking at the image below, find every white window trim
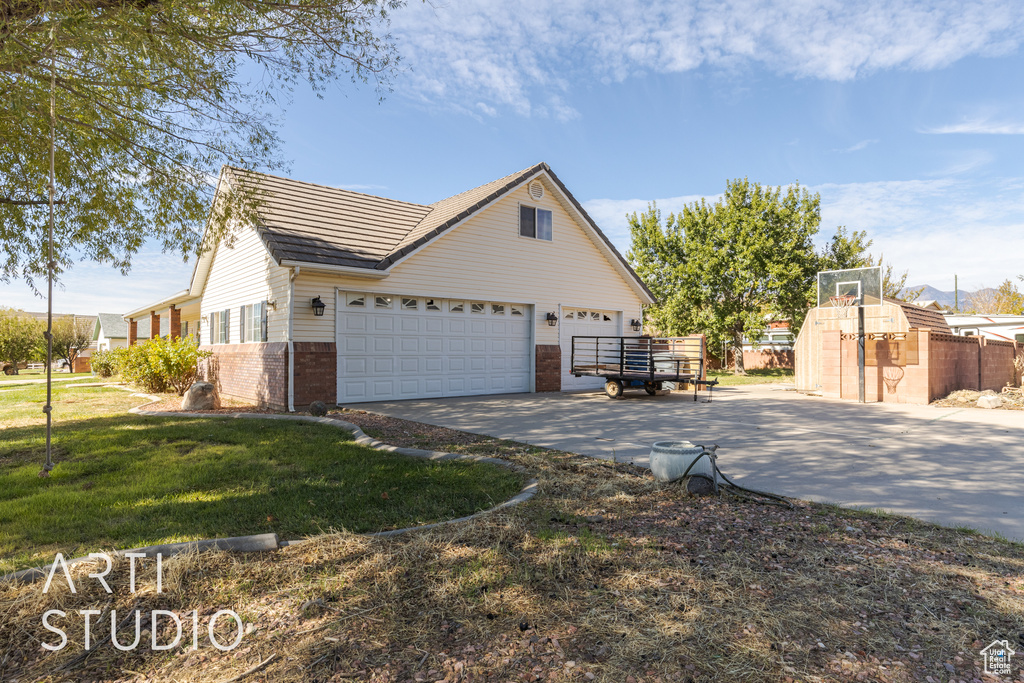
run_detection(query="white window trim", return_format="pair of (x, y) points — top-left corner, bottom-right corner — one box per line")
(517, 202), (554, 242)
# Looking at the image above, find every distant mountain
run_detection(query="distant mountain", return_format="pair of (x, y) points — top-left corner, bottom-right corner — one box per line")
(900, 285), (994, 309)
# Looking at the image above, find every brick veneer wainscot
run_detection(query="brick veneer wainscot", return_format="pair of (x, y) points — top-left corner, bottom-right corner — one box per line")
(535, 344), (561, 392)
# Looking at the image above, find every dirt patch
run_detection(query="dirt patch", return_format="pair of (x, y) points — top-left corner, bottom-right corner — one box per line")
(932, 387), (1024, 410)
(143, 395), (278, 414)
(4, 413), (1022, 682)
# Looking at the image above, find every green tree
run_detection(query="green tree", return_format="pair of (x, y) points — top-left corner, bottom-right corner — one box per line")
(1, 0), (401, 289)
(627, 179), (821, 373)
(50, 316), (92, 369)
(817, 226), (873, 272)
(0, 308), (43, 374)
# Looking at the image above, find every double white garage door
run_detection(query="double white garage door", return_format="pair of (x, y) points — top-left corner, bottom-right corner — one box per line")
(336, 292), (531, 403)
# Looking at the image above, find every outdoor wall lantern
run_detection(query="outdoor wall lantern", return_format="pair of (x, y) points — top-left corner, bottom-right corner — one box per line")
(311, 296), (327, 317)
(630, 318), (642, 332)
(546, 312), (558, 327)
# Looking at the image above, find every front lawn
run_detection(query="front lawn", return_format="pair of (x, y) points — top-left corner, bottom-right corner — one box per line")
(0, 370), (93, 383)
(0, 385), (524, 573)
(709, 367), (794, 386)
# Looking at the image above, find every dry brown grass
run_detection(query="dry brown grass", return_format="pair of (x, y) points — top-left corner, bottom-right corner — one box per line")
(2, 418), (1023, 682)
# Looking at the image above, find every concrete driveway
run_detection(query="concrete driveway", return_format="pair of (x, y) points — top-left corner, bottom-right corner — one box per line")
(348, 385), (1024, 541)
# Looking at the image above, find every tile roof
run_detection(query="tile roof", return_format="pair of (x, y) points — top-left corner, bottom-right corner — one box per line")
(888, 299), (951, 333)
(223, 163), (654, 303)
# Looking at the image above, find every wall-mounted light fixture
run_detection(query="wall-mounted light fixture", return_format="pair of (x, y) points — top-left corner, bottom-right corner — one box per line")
(546, 312), (558, 327)
(267, 300), (277, 311)
(630, 318), (642, 332)
(311, 296), (326, 317)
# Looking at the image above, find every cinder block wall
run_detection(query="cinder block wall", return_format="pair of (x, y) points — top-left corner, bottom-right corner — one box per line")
(821, 329), (1020, 404)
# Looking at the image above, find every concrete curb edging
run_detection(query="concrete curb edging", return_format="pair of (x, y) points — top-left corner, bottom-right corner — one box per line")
(1, 395), (537, 585)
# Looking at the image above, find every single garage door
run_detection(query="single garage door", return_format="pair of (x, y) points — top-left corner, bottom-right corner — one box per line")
(560, 307), (621, 391)
(337, 292), (532, 403)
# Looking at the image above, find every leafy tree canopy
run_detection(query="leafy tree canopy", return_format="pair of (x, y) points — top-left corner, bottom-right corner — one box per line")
(627, 179), (822, 373)
(0, 308), (43, 373)
(1, 0), (401, 290)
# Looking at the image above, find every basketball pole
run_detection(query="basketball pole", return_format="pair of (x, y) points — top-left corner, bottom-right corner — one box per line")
(857, 304), (865, 403)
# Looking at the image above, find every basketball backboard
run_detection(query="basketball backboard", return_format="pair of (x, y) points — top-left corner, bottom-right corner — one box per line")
(817, 266), (883, 309)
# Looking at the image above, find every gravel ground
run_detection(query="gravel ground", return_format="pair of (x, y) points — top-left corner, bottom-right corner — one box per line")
(932, 387), (1024, 410)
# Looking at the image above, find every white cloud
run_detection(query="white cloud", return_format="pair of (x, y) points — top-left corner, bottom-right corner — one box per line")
(922, 117), (1024, 134)
(834, 139), (878, 153)
(584, 176), (1024, 289)
(391, 0), (1024, 118)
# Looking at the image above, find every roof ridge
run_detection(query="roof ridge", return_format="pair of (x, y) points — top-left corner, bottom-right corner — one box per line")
(427, 162), (546, 207)
(225, 166), (430, 210)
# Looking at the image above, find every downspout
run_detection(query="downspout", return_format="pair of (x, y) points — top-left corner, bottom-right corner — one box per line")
(287, 266), (300, 412)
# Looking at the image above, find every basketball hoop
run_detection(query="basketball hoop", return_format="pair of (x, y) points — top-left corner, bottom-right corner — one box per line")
(828, 294), (858, 318)
(882, 366), (904, 394)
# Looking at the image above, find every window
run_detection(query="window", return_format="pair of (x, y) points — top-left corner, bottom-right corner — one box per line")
(471, 302), (486, 314)
(449, 301), (465, 313)
(563, 309), (574, 319)
(491, 304), (505, 315)
(346, 293), (365, 307)
(577, 310), (588, 320)
(511, 305), (525, 317)
(519, 205), (553, 241)
(181, 320), (189, 338)
(603, 314), (611, 321)
(402, 297), (418, 310)
(242, 301), (267, 342)
(375, 296), (393, 309)
(1017, 334), (1024, 343)
(426, 299), (441, 311)
(590, 311), (600, 321)
(211, 309), (230, 344)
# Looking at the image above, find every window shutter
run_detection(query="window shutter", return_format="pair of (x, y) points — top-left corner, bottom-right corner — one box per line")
(261, 300), (269, 342)
(239, 305), (246, 343)
(222, 309), (230, 343)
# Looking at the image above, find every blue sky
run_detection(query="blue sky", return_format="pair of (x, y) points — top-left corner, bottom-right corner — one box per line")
(4, 0), (1024, 314)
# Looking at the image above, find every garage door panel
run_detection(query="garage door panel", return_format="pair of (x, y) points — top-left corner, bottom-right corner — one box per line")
(338, 295), (532, 403)
(560, 312), (621, 391)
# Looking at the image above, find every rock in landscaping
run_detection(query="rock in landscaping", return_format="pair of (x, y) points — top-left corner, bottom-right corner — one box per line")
(308, 400), (328, 417)
(977, 394), (1003, 409)
(182, 381), (220, 411)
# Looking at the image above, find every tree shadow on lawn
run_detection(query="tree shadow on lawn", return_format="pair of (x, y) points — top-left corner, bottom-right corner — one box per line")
(0, 415), (524, 574)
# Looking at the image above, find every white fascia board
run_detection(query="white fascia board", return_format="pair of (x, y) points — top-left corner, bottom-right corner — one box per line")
(122, 290), (197, 319)
(280, 260), (390, 279)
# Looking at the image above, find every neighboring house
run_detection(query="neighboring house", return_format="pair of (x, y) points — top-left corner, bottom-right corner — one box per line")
(95, 312), (170, 350)
(909, 299), (944, 311)
(123, 163), (655, 410)
(943, 313), (1024, 343)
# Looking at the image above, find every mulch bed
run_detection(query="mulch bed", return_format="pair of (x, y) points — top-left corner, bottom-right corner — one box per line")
(6, 410), (1022, 682)
(142, 395), (279, 414)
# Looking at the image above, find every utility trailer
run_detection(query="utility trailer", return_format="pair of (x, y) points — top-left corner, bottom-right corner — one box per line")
(570, 336), (718, 400)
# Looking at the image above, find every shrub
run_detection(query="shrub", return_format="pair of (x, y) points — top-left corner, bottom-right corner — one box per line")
(117, 337), (211, 395)
(90, 349), (116, 378)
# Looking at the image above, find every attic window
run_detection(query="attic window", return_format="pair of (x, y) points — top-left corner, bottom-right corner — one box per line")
(519, 205), (552, 241)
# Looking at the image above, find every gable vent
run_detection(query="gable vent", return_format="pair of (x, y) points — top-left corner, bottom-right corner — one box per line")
(528, 181), (544, 200)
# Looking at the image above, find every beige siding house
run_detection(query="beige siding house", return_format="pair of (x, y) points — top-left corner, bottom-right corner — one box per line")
(123, 163), (655, 409)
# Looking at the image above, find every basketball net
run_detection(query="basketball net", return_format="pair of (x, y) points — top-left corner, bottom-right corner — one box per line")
(882, 366), (904, 394)
(829, 294), (857, 319)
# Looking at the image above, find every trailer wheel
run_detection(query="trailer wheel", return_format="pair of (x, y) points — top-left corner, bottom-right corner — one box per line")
(604, 379), (624, 399)
(644, 381), (659, 395)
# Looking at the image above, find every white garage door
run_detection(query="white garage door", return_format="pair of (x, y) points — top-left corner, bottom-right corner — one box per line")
(337, 292), (532, 403)
(560, 308), (621, 391)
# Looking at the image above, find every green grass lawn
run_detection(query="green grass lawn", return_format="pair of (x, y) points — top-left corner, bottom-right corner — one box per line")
(0, 385), (524, 574)
(0, 371), (93, 383)
(709, 367), (795, 386)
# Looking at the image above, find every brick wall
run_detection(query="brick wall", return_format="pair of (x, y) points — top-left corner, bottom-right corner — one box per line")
(742, 349), (794, 370)
(293, 342), (337, 407)
(201, 342), (288, 410)
(535, 344), (561, 392)
(72, 355), (91, 373)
